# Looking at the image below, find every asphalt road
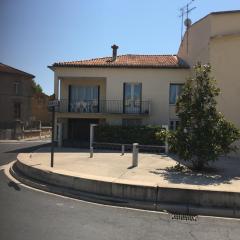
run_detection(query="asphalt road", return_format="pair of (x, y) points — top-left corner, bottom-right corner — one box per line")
(0, 141), (240, 240)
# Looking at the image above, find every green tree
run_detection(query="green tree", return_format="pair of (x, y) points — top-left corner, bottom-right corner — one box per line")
(173, 63), (240, 170)
(32, 79), (43, 93)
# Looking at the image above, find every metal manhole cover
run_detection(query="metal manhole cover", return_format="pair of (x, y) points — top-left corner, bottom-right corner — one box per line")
(171, 213), (198, 222)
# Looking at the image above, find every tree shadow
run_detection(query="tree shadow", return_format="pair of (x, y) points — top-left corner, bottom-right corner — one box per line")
(150, 154), (240, 186)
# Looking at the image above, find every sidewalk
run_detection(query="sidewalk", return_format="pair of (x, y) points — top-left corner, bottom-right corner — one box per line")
(12, 147), (240, 218)
(21, 147), (240, 192)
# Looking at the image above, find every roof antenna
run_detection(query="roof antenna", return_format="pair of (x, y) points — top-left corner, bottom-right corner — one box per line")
(179, 0), (196, 53)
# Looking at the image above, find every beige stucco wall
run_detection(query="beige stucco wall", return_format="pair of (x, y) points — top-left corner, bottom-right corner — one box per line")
(210, 34), (240, 128)
(211, 13), (240, 37)
(54, 67), (189, 126)
(210, 13), (240, 130)
(178, 15), (211, 67)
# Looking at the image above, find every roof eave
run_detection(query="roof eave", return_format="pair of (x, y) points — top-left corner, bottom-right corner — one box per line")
(50, 65), (189, 69)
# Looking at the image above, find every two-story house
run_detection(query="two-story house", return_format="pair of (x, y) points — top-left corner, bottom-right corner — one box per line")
(49, 47), (189, 144)
(0, 63), (35, 127)
(49, 10), (240, 150)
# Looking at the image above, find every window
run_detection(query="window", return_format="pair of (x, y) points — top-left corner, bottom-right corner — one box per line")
(122, 119), (142, 127)
(169, 84), (183, 104)
(14, 102), (21, 119)
(169, 120), (179, 131)
(14, 81), (21, 95)
(123, 83), (142, 113)
(69, 85), (99, 113)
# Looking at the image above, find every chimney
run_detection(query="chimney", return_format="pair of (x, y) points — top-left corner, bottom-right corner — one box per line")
(111, 44), (118, 61)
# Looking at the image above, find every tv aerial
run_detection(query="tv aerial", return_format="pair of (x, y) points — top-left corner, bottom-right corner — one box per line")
(179, 0), (196, 42)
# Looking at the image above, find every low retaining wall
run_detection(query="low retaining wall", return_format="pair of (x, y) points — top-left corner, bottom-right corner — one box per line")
(0, 129), (13, 140)
(15, 154), (240, 217)
(23, 127), (51, 139)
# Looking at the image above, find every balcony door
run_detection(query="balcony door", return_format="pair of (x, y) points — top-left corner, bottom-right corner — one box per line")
(69, 85), (99, 113)
(123, 83), (142, 114)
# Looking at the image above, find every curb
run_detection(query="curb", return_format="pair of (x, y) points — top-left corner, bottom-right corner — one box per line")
(10, 162), (157, 211)
(13, 155), (240, 218)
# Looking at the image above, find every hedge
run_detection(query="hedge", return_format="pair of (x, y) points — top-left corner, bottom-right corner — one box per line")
(94, 125), (166, 145)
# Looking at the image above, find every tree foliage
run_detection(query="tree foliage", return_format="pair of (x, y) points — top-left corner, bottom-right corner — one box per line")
(32, 80), (43, 93)
(172, 63), (240, 170)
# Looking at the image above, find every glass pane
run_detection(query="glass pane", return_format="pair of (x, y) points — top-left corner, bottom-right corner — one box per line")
(170, 85), (177, 104)
(133, 83), (141, 107)
(176, 85), (183, 98)
(124, 83), (131, 98)
(92, 87), (98, 99)
(133, 83), (141, 100)
(124, 83), (132, 106)
(70, 86), (99, 112)
(71, 86), (98, 101)
(85, 87), (91, 100)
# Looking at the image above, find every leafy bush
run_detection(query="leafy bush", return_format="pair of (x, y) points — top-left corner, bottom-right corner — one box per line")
(95, 125), (166, 145)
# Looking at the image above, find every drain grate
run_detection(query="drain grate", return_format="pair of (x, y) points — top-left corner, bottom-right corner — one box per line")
(171, 213), (198, 222)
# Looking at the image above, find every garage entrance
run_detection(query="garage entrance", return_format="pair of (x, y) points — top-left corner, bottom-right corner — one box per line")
(68, 118), (99, 142)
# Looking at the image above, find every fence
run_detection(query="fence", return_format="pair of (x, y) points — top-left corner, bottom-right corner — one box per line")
(58, 99), (150, 115)
(0, 120), (51, 140)
(93, 142), (166, 154)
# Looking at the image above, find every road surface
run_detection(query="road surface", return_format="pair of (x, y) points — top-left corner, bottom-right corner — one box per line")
(0, 141), (239, 240)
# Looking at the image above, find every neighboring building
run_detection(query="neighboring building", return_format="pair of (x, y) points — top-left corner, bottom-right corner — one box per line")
(31, 92), (51, 126)
(0, 63), (34, 129)
(178, 10), (240, 132)
(49, 10), (240, 149)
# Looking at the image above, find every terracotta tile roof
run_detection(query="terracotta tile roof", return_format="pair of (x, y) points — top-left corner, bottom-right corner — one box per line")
(0, 63), (35, 78)
(51, 55), (189, 69)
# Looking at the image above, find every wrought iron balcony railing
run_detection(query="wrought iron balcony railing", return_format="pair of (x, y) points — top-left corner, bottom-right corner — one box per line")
(57, 99), (150, 115)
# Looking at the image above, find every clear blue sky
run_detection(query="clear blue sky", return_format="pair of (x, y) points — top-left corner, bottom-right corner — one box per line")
(1, 0), (239, 95)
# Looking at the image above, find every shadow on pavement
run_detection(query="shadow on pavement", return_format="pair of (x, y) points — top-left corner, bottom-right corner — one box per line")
(149, 168), (240, 186)
(5, 143), (51, 154)
(8, 181), (21, 191)
(149, 153), (240, 186)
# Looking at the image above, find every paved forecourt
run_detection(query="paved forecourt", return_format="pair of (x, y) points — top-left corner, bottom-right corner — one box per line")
(13, 147), (240, 217)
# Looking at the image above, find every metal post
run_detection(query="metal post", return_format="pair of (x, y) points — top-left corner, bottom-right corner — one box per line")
(162, 125), (169, 154)
(51, 107), (55, 167)
(121, 144), (125, 155)
(90, 147), (93, 158)
(90, 124), (98, 148)
(90, 124), (98, 158)
(39, 120), (42, 140)
(132, 143), (139, 167)
(57, 123), (62, 147)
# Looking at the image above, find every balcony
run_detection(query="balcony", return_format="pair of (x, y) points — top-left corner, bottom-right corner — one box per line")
(57, 99), (150, 115)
